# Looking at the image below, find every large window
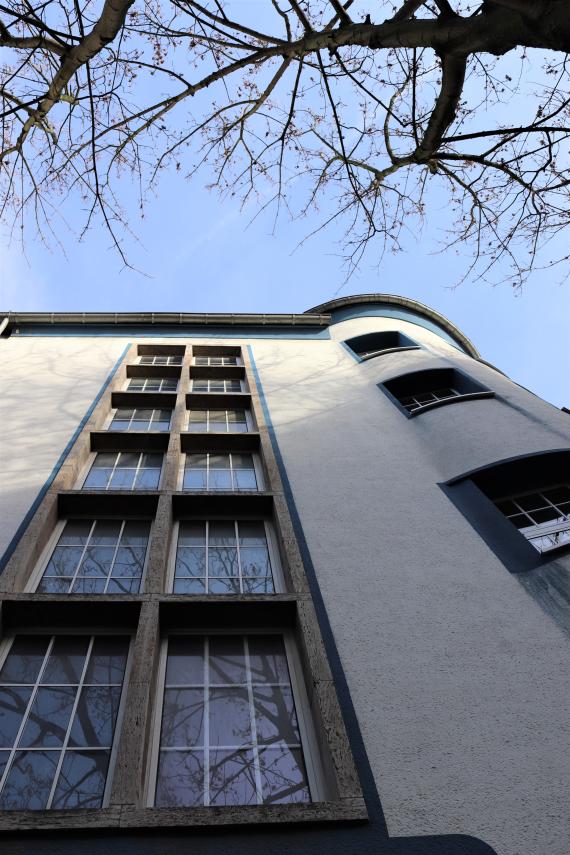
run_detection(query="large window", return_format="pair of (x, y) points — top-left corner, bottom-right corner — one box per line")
(187, 409), (252, 433)
(127, 377), (178, 393)
(83, 452), (162, 491)
(0, 634), (129, 810)
(139, 356), (182, 366)
(182, 454), (260, 492)
(194, 356), (240, 366)
(345, 330), (419, 360)
(494, 486), (570, 554)
(381, 367), (492, 416)
(33, 519), (150, 594)
(191, 379), (244, 393)
(151, 634), (311, 807)
(109, 408), (171, 432)
(171, 521), (277, 594)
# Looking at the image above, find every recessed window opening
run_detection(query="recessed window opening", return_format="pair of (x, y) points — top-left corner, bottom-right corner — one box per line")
(83, 452), (162, 491)
(139, 356), (182, 366)
(0, 634), (130, 809)
(345, 330), (419, 359)
(183, 454), (259, 492)
(152, 634), (311, 807)
(172, 520), (276, 594)
(109, 408), (171, 432)
(127, 377), (178, 393)
(399, 387), (460, 412)
(187, 410), (252, 433)
(382, 367), (492, 416)
(34, 519), (151, 594)
(191, 379), (245, 393)
(494, 485), (570, 554)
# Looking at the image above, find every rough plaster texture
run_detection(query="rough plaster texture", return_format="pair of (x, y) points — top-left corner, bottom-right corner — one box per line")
(248, 317), (570, 855)
(0, 320), (569, 855)
(0, 336), (128, 558)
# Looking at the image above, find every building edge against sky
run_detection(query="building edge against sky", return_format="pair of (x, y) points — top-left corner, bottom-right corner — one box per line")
(0, 294), (569, 855)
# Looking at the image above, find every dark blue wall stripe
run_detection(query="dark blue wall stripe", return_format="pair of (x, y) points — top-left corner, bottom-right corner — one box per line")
(14, 326), (330, 340)
(0, 344), (131, 574)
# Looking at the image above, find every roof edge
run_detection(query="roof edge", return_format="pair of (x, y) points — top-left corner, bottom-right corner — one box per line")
(0, 311), (330, 328)
(304, 294), (479, 358)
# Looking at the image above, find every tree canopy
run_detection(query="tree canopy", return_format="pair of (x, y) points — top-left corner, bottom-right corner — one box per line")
(1, 0), (569, 282)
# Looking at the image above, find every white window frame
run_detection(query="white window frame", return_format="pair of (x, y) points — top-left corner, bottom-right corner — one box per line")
(167, 519), (284, 595)
(0, 630), (134, 810)
(185, 409), (255, 433)
(495, 486), (570, 554)
(138, 356), (183, 366)
(126, 377), (178, 393)
(26, 517), (153, 594)
(190, 378), (247, 394)
(177, 452), (264, 492)
(399, 386), (461, 413)
(77, 451), (163, 492)
(104, 407), (172, 432)
(144, 628), (326, 808)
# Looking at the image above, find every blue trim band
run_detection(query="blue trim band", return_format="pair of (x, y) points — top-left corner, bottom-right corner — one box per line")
(338, 340), (363, 363)
(0, 343), (131, 574)
(246, 344), (388, 831)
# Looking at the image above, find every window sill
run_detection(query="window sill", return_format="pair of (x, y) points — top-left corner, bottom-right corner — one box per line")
(0, 799), (368, 832)
(360, 345), (421, 362)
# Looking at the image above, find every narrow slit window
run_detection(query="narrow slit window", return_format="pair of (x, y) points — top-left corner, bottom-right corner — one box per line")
(109, 408), (171, 432)
(183, 454), (258, 492)
(0, 634), (130, 810)
(153, 635), (310, 807)
(173, 521), (275, 594)
(83, 452), (162, 491)
(35, 519), (150, 594)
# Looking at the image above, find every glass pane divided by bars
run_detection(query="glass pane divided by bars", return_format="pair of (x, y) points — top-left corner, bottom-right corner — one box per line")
(36, 519), (150, 594)
(0, 635), (129, 810)
(127, 378), (178, 393)
(139, 356), (182, 366)
(194, 357), (239, 366)
(187, 410), (251, 433)
(174, 521), (274, 594)
(495, 485), (570, 554)
(154, 635), (310, 807)
(83, 452), (162, 491)
(110, 408), (171, 432)
(191, 379), (243, 393)
(183, 454), (258, 492)
(398, 388), (460, 413)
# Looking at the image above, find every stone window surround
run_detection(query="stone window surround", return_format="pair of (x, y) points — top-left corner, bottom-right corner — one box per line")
(0, 342), (366, 831)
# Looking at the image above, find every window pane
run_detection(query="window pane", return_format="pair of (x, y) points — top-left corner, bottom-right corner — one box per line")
(242, 577), (274, 594)
(161, 688), (204, 747)
(208, 578), (241, 594)
(253, 686), (300, 744)
(84, 468), (112, 489)
(59, 521), (92, 545)
(0, 638), (50, 683)
(106, 579), (141, 594)
(69, 686), (122, 747)
(543, 486), (570, 505)
(134, 468), (161, 490)
(110, 419), (130, 431)
(238, 522), (267, 546)
(515, 493), (546, 511)
(209, 548), (238, 577)
(51, 750), (110, 809)
(42, 637), (89, 684)
(109, 468), (136, 490)
(209, 522), (236, 545)
(209, 470), (232, 490)
(209, 638), (246, 685)
(80, 546), (115, 578)
(165, 638), (203, 685)
(208, 410), (227, 425)
(173, 579), (206, 595)
(112, 546), (145, 578)
(0, 750), (59, 810)
(37, 578), (71, 594)
(210, 749), (256, 806)
(248, 637), (289, 684)
(209, 687), (251, 746)
(240, 547), (271, 578)
(234, 470), (257, 491)
(19, 687), (77, 747)
(178, 522), (206, 546)
(91, 521), (122, 545)
(259, 747), (309, 804)
(72, 578), (108, 594)
(91, 453), (117, 468)
(176, 548), (206, 578)
(183, 470), (207, 490)
(529, 507), (562, 524)
(0, 687), (33, 747)
(155, 750), (204, 807)
(121, 521), (150, 546)
(44, 546), (83, 577)
(84, 638), (129, 685)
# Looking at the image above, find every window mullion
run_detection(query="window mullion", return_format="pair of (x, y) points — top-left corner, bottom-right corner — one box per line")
(108, 452), (121, 492)
(243, 637), (263, 805)
(235, 520), (243, 594)
(204, 637), (210, 807)
(133, 452), (144, 490)
(69, 520), (97, 593)
(104, 520), (125, 594)
(205, 521), (210, 594)
(46, 636), (95, 809)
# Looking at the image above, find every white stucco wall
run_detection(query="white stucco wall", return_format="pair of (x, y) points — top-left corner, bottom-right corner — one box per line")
(0, 335), (128, 559)
(248, 318), (570, 855)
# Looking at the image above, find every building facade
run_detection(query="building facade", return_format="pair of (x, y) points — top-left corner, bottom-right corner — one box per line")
(0, 294), (569, 855)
